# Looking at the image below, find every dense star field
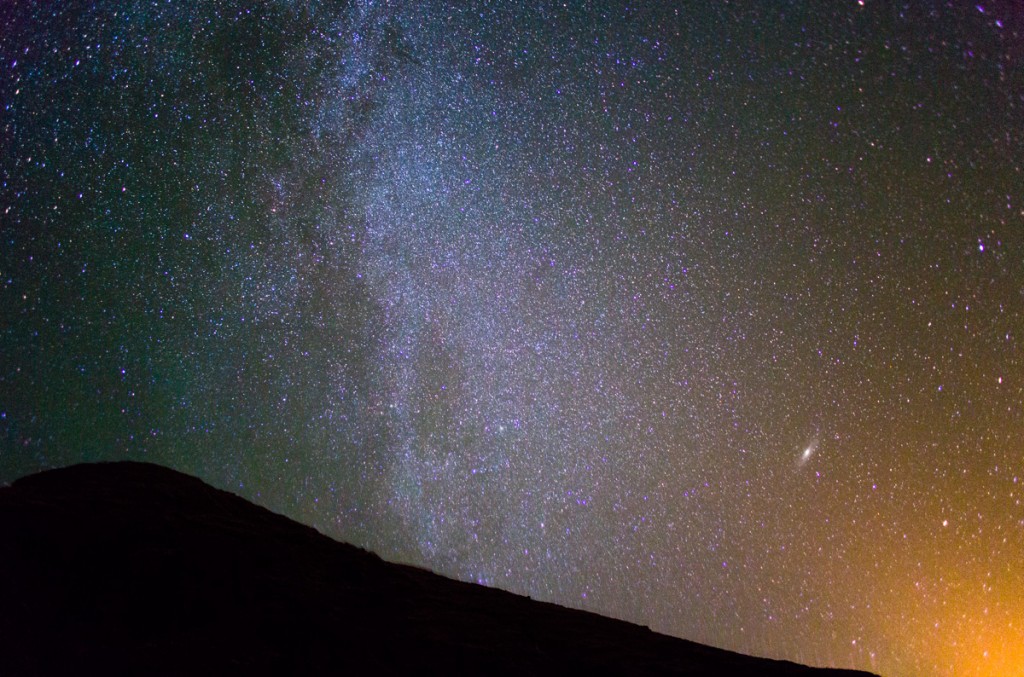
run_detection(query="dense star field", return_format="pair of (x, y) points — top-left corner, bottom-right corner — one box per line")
(1, 2), (1021, 675)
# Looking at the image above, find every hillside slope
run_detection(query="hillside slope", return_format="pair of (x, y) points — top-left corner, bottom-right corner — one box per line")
(0, 462), (877, 675)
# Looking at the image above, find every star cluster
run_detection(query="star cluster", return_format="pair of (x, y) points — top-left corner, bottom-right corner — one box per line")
(2, 2), (1022, 675)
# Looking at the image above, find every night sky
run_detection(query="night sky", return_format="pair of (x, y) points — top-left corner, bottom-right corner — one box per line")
(2, 2), (1022, 675)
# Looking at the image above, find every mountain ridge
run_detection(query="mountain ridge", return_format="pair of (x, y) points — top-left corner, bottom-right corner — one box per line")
(0, 461), (877, 675)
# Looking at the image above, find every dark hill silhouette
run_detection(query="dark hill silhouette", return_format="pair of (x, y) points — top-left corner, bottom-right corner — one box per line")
(0, 462), (876, 675)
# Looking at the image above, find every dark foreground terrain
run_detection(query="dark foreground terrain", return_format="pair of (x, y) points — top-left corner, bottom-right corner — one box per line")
(0, 462), (876, 675)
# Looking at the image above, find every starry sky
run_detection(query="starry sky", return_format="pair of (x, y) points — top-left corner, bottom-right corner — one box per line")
(2, 1), (1022, 675)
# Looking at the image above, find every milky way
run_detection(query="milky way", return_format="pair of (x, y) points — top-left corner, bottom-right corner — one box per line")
(2, 2), (1022, 675)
